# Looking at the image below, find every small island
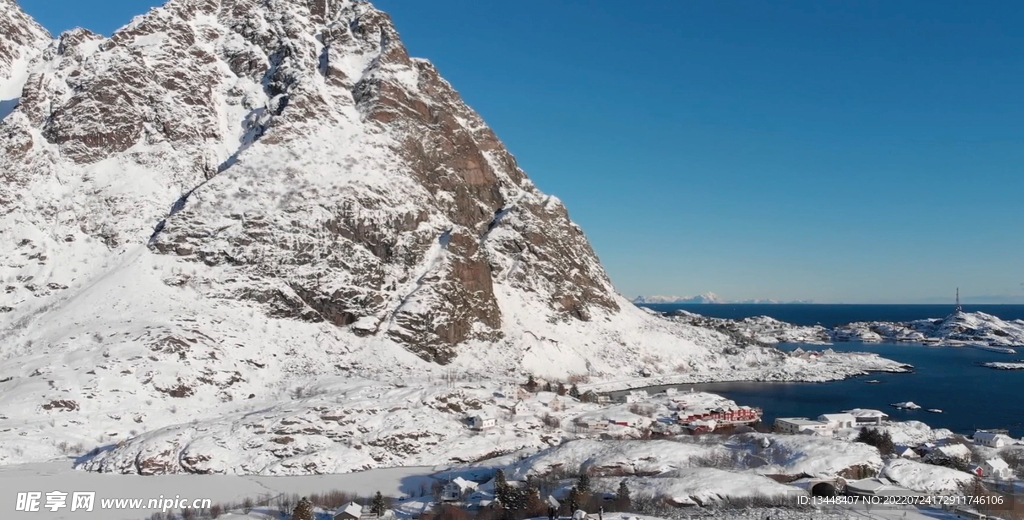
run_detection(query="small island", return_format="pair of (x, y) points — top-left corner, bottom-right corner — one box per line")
(980, 361), (1024, 371)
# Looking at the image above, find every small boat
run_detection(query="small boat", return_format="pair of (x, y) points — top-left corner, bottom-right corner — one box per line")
(865, 380), (882, 384)
(926, 409), (943, 413)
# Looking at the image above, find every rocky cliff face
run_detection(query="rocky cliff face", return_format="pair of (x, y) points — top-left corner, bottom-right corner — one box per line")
(0, 0), (49, 78)
(0, 0), (50, 120)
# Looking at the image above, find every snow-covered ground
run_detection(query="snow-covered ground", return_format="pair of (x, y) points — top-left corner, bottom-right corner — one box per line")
(833, 421), (954, 446)
(496, 434), (882, 488)
(1, 389), (1008, 520)
(593, 470), (804, 506)
(880, 458), (974, 494)
(0, 258), (911, 471)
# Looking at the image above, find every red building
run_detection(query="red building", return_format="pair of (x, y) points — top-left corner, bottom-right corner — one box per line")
(677, 406), (761, 425)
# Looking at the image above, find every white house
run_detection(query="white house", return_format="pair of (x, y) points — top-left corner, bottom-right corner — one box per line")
(441, 477), (478, 501)
(817, 413), (856, 430)
(469, 413), (496, 430)
(623, 390), (648, 404)
(931, 444), (972, 462)
(546, 495), (560, 509)
(774, 418), (832, 436)
(895, 446), (920, 459)
(974, 430), (1014, 448)
(843, 409), (888, 425)
(607, 413), (650, 429)
(574, 418), (608, 431)
(981, 458), (1014, 480)
(334, 502), (365, 520)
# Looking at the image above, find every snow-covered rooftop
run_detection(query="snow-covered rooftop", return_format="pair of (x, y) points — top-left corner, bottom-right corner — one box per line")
(844, 408), (889, 418)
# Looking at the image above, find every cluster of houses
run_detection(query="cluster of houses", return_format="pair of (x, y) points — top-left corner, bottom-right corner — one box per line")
(621, 388), (763, 434)
(469, 387), (764, 437)
(892, 440), (1014, 480)
(776, 412), (1019, 481)
(673, 405), (761, 433)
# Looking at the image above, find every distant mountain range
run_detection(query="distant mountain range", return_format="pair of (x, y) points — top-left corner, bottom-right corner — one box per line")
(633, 293), (814, 304)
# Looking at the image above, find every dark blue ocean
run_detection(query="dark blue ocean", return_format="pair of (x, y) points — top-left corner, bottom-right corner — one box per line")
(634, 304), (1024, 438)
(640, 303), (1024, 327)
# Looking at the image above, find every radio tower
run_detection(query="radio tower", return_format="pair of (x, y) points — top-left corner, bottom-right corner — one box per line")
(956, 287), (963, 313)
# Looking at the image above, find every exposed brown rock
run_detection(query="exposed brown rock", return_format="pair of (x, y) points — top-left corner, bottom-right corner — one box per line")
(42, 399), (79, 412)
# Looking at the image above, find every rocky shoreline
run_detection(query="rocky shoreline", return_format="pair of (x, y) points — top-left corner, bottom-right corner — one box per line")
(666, 309), (1024, 349)
(979, 361), (1024, 370)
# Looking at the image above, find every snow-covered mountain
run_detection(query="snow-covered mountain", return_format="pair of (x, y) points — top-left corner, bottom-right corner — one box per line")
(0, 0), (901, 472)
(633, 293), (725, 304)
(633, 294), (813, 304)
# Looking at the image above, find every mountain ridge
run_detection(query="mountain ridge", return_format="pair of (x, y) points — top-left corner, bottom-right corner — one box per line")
(634, 293), (814, 304)
(0, 0), (50, 120)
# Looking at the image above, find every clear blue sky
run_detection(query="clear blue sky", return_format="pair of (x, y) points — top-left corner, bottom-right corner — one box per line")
(19, 0), (1024, 303)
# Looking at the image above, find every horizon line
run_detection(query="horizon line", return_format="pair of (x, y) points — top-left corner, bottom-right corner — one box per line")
(632, 301), (1024, 305)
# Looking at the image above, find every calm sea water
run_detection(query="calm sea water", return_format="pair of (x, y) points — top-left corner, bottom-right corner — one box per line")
(639, 303), (1024, 327)
(631, 304), (1024, 438)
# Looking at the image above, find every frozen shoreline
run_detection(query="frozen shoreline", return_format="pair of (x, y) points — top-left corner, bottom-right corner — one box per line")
(980, 361), (1024, 370)
(578, 355), (912, 394)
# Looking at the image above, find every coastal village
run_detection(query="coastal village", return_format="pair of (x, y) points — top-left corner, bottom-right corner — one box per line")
(437, 380), (1024, 520)
(22, 307), (1018, 520)
(205, 376), (1024, 520)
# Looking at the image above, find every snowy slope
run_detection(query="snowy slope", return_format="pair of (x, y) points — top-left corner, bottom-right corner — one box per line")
(881, 458), (975, 495)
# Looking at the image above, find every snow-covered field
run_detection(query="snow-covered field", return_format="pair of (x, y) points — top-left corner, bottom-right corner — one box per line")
(880, 458), (974, 495)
